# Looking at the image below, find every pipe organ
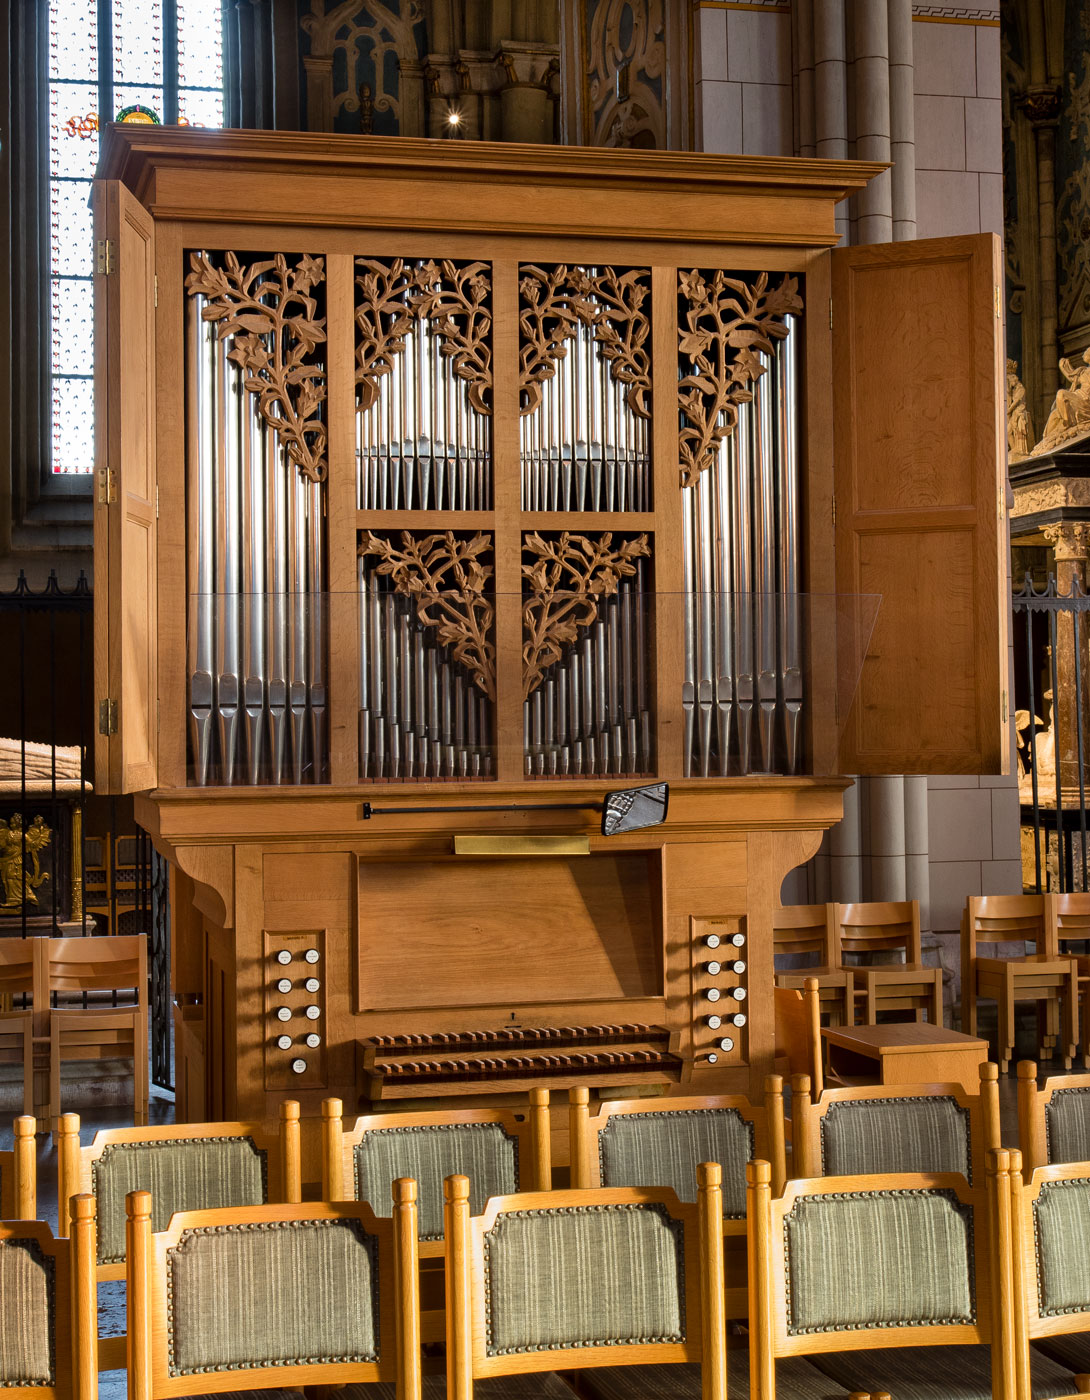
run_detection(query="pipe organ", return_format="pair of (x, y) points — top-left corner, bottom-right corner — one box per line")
(93, 129), (1007, 1136)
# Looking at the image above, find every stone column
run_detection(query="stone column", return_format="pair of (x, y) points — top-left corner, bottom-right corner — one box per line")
(1043, 523), (1090, 792)
(828, 777), (863, 903)
(850, 0), (892, 244)
(868, 775), (906, 901)
(813, 0), (849, 243)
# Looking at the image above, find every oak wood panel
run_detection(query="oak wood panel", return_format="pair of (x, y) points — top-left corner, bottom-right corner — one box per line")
(832, 233), (1008, 775)
(356, 853), (661, 1011)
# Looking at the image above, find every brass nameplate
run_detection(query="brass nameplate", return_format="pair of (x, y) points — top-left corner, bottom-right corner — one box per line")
(452, 835), (590, 857)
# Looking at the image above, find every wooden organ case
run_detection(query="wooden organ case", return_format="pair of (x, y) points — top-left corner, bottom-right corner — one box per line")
(92, 128), (1008, 1136)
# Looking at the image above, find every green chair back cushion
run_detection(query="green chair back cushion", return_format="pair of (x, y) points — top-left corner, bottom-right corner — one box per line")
(483, 1202), (685, 1355)
(1034, 1177), (1090, 1316)
(820, 1097), (971, 1179)
(167, 1217), (379, 1375)
(598, 1108), (753, 1217)
(0, 1237), (54, 1385)
(93, 1137), (268, 1264)
(785, 1188), (974, 1333)
(354, 1122), (517, 1240)
(1045, 1088), (1090, 1165)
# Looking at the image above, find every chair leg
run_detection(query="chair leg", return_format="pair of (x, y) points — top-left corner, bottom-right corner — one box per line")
(1064, 975), (1078, 1071)
(930, 971), (943, 1028)
(50, 1021), (62, 1128)
(1000, 983), (1016, 1075)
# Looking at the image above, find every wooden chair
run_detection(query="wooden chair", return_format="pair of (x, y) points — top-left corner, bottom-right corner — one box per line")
(772, 902), (854, 1027)
(568, 1077), (787, 1319)
(0, 938), (39, 1120)
(834, 900), (943, 1026)
(1009, 1149), (1090, 1391)
(962, 895), (1078, 1074)
(1015, 1060), (1090, 1175)
(1053, 893), (1090, 1067)
(124, 1185), (417, 1400)
(790, 1060), (1001, 1183)
(774, 975), (823, 1096)
(41, 934), (148, 1126)
(56, 1103), (301, 1369)
(0, 1195), (97, 1400)
(0, 1114), (37, 1221)
(746, 1154), (1024, 1400)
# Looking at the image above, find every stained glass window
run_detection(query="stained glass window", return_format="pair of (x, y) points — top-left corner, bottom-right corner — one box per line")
(48, 0), (224, 474)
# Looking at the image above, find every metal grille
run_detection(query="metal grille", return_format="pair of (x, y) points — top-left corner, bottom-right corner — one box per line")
(150, 843), (172, 1089)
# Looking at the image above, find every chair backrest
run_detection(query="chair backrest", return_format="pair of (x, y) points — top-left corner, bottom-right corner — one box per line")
(963, 893), (1052, 959)
(791, 1062), (1001, 1183)
(444, 1165), (725, 1400)
(1053, 893), (1090, 953)
(1016, 1061), (1090, 1175)
(771, 904), (834, 966)
(40, 934), (146, 1000)
(0, 1116), (38, 1221)
(0, 1196), (96, 1400)
(569, 1076), (787, 1205)
(125, 1187), (416, 1400)
(322, 1091), (551, 1243)
(773, 977), (822, 1097)
(835, 900), (921, 963)
(0, 939), (37, 1000)
(746, 1157), (1011, 1400)
(56, 1106), (302, 1265)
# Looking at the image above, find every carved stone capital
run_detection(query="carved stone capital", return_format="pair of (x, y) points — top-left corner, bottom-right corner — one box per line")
(1043, 523), (1090, 562)
(1019, 84), (1063, 126)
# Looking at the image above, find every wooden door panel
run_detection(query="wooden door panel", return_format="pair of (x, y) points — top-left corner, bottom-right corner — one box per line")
(832, 233), (1008, 775)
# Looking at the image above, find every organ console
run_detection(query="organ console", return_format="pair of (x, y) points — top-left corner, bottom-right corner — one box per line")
(92, 126), (1008, 1137)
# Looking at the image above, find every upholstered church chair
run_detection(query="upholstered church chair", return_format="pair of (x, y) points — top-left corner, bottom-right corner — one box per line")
(56, 1104), (301, 1369)
(790, 1060), (1001, 1181)
(0, 1194), (97, 1400)
(745, 1151), (1076, 1400)
(1052, 893), (1090, 1067)
(0, 1114), (38, 1221)
(834, 900), (943, 1026)
(0, 938), (39, 1121)
(124, 1183), (419, 1400)
(568, 1077), (786, 1318)
(1015, 1060), (1090, 1174)
(961, 895), (1077, 1073)
(774, 976), (824, 1096)
(773, 903), (854, 1026)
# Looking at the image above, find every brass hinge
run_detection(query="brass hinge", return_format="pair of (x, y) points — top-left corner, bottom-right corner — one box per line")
(96, 238), (115, 275)
(96, 467), (117, 505)
(832, 495), (837, 526)
(1001, 689), (1008, 723)
(154, 274), (158, 308)
(156, 485), (160, 519)
(98, 698), (118, 736)
(829, 299), (833, 330)
(994, 285), (1001, 318)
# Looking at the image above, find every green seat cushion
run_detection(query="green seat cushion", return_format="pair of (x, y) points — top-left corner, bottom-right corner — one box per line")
(1034, 1178), (1090, 1317)
(598, 1108), (753, 1217)
(166, 1216), (379, 1376)
(484, 1202), (684, 1354)
(784, 1188), (974, 1333)
(579, 1354), (859, 1399)
(1046, 1088), (1090, 1164)
(811, 1342), (1077, 1398)
(93, 1137), (267, 1264)
(1032, 1332), (1090, 1376)
(820, 1096), (971, 1179)
(0, 1236), (54, 1385)
(354, 1123), (518, 1240)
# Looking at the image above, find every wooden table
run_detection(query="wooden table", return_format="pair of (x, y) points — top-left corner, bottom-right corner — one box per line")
(821, 1022), (989, 1092)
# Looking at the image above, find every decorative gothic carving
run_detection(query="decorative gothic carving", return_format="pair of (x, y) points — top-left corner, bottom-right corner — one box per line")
(0, 814), (51, 909)
(587, 0), (666, 148)
(300, 0), (424, 134)
(1007, 359), (1033, 459)
(677, 269), (803, 488)
(518, 264), (651, 419)
(355, 258), (492, 416)
(186, 251), (328, 483)
(1042, 523), (1090, 563)
(1058, 14), (1090, 335)
(1033, 349), (1090, 455)
(521, 531), (650, 699)
(359, 531), (496, 699)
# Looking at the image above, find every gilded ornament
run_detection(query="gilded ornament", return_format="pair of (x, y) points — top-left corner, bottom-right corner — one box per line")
(0, 813), (51, 910)
(1006, 360), (1033, 460)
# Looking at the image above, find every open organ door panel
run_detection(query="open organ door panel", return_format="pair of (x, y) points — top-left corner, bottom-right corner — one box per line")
(93, 180), (158, 794)
(830, 232), (1008, 776)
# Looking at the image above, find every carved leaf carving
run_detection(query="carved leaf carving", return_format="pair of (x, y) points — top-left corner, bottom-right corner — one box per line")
(186, 251), (328, 483)
(355, 258), (493, 415)
(677, 269), (803, 488)
(521, 531), (650, 699)
(358, 530), (496, 700)
(519, 264), (651, 420)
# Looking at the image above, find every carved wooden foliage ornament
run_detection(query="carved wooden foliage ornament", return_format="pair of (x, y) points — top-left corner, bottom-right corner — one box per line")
(677, 269), (802, 488)
(186, 251), (328, 483)
(519, 264), (651, 419)
(522, 531), (650, 699)
(358, 530), (496, 699)
(355, 258), (492, 415)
